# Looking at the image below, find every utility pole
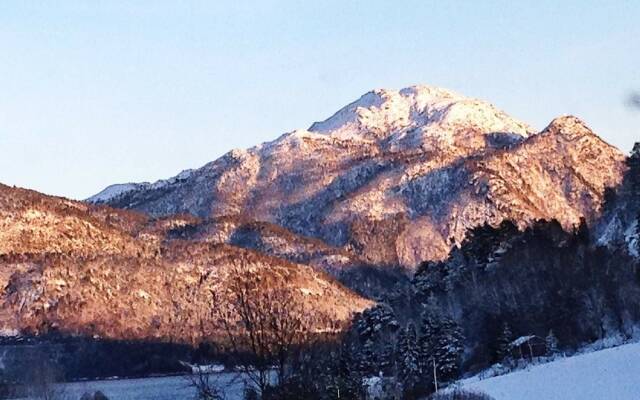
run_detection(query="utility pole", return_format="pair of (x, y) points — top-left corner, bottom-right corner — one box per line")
(433, 359), (438, 393)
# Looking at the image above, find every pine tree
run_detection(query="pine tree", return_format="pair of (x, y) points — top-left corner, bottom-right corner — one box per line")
(359, 338), (377, 376)
(356, 303), (399, 339)
(417, 308), (440, 373)
(496, 322), (513, 362)
(625, 143), (640, 258)
(628, 142), (640, 199)
(635, 212), (640, 257)
(417, 306), (464, 386)
(328, 342), (365, 400)
(413, 261), (446, 296)
(432, 317), (464, 382)
(354, 303), (399, 377)
(545, 329), (559, 356)
(379, 339), (396, 376)
(461, 221), (518, 268)
(396, 323), (420, 393)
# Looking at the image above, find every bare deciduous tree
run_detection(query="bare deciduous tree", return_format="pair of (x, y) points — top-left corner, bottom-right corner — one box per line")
(185, 369), (227, 400)
(212, 266), (323, 397)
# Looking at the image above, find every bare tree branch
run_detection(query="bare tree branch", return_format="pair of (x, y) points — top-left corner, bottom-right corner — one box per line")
(210, 264), (325, 397)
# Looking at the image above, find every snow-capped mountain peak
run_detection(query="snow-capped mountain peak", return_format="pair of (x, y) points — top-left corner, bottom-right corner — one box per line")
(308, 85), (533, 145)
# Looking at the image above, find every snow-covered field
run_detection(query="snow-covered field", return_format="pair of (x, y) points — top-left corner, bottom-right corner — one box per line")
(55, 373), (245, 400)
(458, 342), (640, 400)
(40, 342), (640, 399)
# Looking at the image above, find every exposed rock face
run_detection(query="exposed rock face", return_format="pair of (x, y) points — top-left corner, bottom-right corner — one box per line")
(90, 86), (626, 268)
(0, 184), (371, 343)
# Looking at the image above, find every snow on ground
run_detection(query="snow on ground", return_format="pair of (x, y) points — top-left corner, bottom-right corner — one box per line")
(457, 342), (640, 400)
(54, 373), (245, 400)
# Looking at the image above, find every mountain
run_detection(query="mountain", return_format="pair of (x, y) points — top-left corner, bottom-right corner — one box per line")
(90, 85), (626, 268)
(0, 184), (371, 343)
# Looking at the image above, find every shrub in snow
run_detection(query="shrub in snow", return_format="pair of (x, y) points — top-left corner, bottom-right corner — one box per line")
(430, 388), (495, 400)
(79, 391), (109, 400)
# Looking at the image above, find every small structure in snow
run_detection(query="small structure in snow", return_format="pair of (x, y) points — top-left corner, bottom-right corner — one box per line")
(510, 335), (546, 359)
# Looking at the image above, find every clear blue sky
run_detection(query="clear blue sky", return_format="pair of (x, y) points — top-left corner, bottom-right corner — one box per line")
(1, 1), (638, 199)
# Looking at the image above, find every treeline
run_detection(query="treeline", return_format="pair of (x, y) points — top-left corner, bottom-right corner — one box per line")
(314, 217), (640, 399)
(413, 219), (640, 372)
(0, 335), (200, 381)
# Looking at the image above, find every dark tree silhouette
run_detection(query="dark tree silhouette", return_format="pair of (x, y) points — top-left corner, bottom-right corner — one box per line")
(212, 266), (323, 398)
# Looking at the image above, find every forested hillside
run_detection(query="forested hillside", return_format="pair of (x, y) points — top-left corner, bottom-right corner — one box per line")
(314, 143), (640, 399)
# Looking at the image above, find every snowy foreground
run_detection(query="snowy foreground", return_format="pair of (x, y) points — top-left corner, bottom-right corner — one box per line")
(55, 373), (245, 400)
(49, 342), (640, 400)
(457, 342), (640, 400)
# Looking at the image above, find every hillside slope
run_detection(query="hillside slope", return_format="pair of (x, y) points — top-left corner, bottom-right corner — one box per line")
(0, 184), (371, 343)
(458, 342), (640, 400)
(90, 85), (625, 268)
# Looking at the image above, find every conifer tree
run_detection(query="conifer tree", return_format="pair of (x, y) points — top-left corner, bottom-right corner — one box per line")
(545, 329), (559, 356)
(629, 143), (640, 257)
(417, 308), (440, 372)
(496, 322), (513, 362)
(635, 212), (640, 256)
(627, 142), (640, 198)
(354, 303), (399, 377)
(397, 323), (420, 393)
(418, 306), (464, 386)
(328, 342), (365, 400)
(359, 338), (377, 376)
(432, 317), (464, 382)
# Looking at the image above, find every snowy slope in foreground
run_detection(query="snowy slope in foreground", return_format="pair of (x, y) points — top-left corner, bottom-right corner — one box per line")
(458, 342), (640, 400)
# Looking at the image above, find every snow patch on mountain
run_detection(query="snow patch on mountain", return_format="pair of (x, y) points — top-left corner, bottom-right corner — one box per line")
(87, 169), (194, 204)
(149, 169), (194, 190)
(87, 183), (147, 204)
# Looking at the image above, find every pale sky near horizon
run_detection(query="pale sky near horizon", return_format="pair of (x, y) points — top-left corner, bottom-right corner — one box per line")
(1, 1), (639, 199)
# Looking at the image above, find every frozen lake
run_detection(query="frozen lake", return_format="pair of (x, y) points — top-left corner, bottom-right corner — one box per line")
(55, 373), (246, 400)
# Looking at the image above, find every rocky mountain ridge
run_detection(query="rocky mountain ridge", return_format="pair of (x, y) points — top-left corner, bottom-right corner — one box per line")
(90, 85), (626, 268)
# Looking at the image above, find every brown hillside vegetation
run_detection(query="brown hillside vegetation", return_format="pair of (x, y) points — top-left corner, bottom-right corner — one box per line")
(0, 185), (371, 344)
